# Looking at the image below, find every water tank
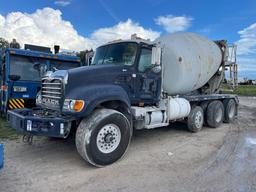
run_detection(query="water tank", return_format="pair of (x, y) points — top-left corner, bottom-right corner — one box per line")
(155, 32), (222, 95)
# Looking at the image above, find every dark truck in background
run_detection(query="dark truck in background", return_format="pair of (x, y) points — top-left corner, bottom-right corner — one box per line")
(8, 33), (238, 167)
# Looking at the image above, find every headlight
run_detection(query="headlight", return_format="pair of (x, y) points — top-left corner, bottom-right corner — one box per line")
(63, 99), (84, 112)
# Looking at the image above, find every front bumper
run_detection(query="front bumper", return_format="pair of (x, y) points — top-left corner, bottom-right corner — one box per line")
(7, 108), (73, 138)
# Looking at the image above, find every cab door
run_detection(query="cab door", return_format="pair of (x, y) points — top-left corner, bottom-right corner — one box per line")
(135, 48), (161, 103)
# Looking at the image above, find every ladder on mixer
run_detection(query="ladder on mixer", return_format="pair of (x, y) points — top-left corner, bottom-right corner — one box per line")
(225, 44), (238, 89)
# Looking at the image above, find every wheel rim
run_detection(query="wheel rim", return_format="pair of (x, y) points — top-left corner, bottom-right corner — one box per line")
(195, 111), (203, 128)
(216, 108), (223, 123)
(228, 104), (235, 119)
(96, 124), (121, 154)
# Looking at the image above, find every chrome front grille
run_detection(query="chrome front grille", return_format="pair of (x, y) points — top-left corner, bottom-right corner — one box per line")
(41, 78), (63, 108)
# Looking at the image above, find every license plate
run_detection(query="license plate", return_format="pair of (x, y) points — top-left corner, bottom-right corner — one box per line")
(27, 120), (32, 131)
(13, 86), (27, 92)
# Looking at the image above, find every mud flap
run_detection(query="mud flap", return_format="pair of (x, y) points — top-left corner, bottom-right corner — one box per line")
(22, 134), (34, 145)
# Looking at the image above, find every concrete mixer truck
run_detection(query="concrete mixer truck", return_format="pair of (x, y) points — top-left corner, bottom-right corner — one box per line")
(7, 32), (238, 167)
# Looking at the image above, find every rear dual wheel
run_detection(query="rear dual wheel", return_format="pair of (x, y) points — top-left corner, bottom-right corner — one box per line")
(223, 99), (236, 123)
(187, 99), (236, 131)
(206, 99), (236, 128)
(206, 100), (224, 128)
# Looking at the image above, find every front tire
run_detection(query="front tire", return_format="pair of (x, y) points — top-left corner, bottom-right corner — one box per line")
(76, 109), (132, 167)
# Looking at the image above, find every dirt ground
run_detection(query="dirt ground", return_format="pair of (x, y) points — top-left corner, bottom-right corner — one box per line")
(0, 97), (256, 192)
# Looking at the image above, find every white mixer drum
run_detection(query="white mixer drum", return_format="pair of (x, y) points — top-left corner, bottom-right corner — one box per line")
(155, 32), (222, 95)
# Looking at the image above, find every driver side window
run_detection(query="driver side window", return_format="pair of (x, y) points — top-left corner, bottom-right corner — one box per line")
(138, 48), (152, 72)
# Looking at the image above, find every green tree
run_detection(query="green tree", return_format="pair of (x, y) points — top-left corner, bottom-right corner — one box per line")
(77, 49), (94, 65)
(0, 37), (9, 48)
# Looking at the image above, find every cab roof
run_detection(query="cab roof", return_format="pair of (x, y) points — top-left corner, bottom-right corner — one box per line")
(100, 34), (154, 47)
(3, 48), (80, 62)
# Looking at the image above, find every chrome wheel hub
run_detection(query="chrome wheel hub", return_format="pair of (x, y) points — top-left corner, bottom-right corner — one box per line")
(229, 104), (235, 119)
(96, 124), (121, 154)
(216, 108), (223, 123)
(195, 111), (203, 128)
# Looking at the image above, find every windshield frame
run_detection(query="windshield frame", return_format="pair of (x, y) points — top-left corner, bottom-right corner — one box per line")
(92, 42), (139, 66)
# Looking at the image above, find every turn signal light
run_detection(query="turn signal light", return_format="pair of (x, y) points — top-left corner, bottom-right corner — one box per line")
(73, 100), (84, 112)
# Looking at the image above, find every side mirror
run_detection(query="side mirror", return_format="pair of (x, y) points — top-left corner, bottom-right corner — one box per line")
(9, 75), (20, 81)
(151, 45), (161, 66)
(33, 62), (47, 76)
(33, 62), (41, 70)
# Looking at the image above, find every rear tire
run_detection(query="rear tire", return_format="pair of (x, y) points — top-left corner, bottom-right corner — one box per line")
(187, 106), (204, 133)
(206, 100), (224, 128)
(223, 99), (236, 123)
(200, 101), (209, 126)
(76, 109), (132, 167)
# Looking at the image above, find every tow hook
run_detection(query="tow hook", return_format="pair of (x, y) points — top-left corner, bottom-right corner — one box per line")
(22, 134), (34, 145)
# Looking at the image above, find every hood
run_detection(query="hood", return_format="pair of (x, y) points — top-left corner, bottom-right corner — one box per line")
(65, 64), (126, 95)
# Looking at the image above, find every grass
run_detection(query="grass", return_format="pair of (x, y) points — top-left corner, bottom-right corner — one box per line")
(233, 85), (256, 96)
(0, 117), (19, 140)
(221, 84), (256, 96)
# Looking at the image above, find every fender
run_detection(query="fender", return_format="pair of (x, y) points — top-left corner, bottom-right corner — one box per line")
(64, 84), (131, 117)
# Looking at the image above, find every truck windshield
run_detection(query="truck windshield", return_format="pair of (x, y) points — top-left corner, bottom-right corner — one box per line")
(10, 56), (80, 81)
(92, 42), (137, 66)
(10, 56), (41, 81)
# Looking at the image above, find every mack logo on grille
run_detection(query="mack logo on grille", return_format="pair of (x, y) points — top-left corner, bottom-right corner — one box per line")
(42, 98), (60, 105)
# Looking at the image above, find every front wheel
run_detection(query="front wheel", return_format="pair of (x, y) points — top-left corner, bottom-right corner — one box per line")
(76, 109), (132, 167)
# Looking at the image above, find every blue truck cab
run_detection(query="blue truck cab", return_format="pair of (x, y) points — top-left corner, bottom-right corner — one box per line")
(0, 47), (81, 114)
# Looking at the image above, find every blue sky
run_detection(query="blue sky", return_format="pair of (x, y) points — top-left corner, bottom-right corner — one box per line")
(0, 0), (256, 79)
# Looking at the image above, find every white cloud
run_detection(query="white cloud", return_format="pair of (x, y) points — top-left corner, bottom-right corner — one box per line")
(54, 0), (71, 7)
(235, 23), (256, 78)
(0, 8), (160, 51)
(155, 15), (193, 33)
(0, 8), (92, 51)
(236, 23), (256, 55)
(90, 19), (160, 47)
(0, 15), (4, 27)
(237, 57), (256, 72)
